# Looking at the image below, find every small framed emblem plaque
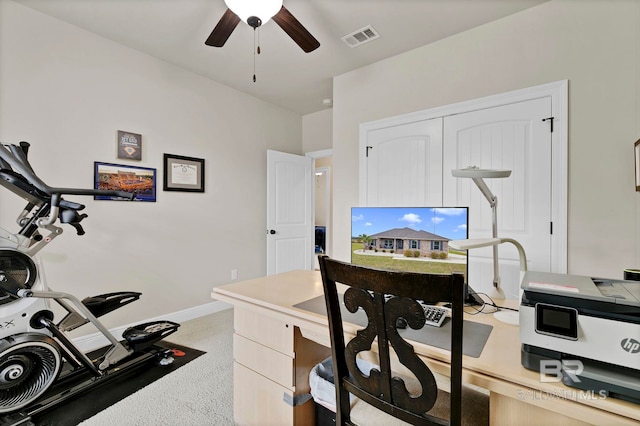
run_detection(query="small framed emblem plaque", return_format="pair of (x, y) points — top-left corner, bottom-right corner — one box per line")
(117, 130), (142, 161)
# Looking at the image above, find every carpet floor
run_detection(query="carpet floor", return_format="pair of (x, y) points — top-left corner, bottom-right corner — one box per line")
(9, 308), (235, 426)
(79, 308), (235, 425)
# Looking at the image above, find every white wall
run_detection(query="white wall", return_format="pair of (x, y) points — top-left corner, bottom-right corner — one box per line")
(0, 1), (302, 330)
(332, 0), (640, 279)
(302, 108), (332, 153)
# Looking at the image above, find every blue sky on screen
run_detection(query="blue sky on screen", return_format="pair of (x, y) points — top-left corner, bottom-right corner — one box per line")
(351, 207), (468, 240)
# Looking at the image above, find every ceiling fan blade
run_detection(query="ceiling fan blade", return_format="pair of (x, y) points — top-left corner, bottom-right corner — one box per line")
(272, 6), (320, 53)
(205, 8), (241, 47)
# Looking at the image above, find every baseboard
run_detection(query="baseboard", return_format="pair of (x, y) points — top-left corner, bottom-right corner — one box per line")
(72, 301), (232, 352)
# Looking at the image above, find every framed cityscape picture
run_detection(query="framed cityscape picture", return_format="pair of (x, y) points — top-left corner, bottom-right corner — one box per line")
(94, 162), (156, 201)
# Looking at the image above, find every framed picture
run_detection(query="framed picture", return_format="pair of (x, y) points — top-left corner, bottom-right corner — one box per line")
(94, 162), (156, 202)
(117, 130), (142, 161)
(636, 139), (640, 191)
(163, 154), (205, 192)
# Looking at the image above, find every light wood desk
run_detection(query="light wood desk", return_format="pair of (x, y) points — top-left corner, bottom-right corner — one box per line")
(212, 270), (640, 426)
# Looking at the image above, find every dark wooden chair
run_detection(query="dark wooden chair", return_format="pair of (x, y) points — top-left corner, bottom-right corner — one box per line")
(318, 255), (487, 426)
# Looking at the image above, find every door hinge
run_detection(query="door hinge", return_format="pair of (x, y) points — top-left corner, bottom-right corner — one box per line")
(542, 117), (554, 133)
(550, 222), (553, 235)
(366, 146), (373, 157)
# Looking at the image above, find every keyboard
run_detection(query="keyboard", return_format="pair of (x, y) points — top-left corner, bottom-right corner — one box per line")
(421, 305), (447, 327)
(378, 293), (448, 328)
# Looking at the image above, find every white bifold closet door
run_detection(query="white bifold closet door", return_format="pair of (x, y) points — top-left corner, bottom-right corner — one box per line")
(361, 97), (553, 299)
(364, 118), (443, 207)
(443, 97), (552, 298)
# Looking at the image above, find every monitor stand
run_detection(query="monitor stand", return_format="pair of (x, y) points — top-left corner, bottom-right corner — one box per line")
(464, 284), (485, 306)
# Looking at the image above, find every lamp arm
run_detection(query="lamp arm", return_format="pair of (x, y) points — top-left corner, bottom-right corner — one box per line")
(471, 177), (497, 207)
(499, 238), (528, 272)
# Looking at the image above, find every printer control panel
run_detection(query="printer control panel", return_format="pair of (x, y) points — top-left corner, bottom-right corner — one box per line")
(534, 303), (578, 341)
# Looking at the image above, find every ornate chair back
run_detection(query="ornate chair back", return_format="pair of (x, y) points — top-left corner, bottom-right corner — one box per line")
(318, 255), (466, 426)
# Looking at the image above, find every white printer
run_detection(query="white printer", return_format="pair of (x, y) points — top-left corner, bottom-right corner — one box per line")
(520, 271), (640, 403)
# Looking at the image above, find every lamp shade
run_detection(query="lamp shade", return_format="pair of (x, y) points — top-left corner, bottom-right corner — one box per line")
(225, 0), (283, 24)
(451, 167), (511, 179)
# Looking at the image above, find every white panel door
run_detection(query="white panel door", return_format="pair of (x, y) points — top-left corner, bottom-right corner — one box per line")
(266, 150), (313, 275)
(364, 118), (443, 206)
(443, 98), (552, 298)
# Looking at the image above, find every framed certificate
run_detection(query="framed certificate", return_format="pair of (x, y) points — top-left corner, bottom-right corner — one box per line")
(163, 154), (205, 192)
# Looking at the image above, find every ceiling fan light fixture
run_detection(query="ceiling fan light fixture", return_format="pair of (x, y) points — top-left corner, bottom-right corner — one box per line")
(224, 0), (283, 26)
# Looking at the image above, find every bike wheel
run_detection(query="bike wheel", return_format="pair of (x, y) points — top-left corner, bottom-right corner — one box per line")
(0, 334), (62, 413)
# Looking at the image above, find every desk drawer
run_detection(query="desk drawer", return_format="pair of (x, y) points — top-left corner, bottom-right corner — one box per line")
(235, 308), (294, 355)
(234, 362), (295, 426)
(234, 333), (294, 389)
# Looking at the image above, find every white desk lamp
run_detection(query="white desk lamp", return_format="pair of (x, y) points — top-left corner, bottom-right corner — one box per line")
(448, 237), (527, 325)
(450, 166), (525, 325)
(451, 167), (511, 298)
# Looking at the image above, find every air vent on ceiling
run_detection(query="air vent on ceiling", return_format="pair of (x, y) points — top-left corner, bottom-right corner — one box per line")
(341, 25), (380, 48)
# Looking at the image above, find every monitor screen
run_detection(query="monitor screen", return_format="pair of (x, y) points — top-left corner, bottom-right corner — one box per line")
(351, 207), (468, 279)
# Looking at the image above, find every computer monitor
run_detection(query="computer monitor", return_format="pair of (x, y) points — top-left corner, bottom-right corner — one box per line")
(351, 207), (473, 300)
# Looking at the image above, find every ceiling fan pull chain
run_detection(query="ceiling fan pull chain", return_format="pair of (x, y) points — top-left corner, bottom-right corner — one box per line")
(257, 27), (261, 55)
(253, 28), (257, 82)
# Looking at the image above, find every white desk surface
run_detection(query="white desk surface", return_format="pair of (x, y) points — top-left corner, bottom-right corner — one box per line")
(212, 270), (640, 425)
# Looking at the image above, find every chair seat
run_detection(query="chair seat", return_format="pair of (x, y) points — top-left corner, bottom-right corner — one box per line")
(350, 378), (489, 426)
(310, 357), (490, 425)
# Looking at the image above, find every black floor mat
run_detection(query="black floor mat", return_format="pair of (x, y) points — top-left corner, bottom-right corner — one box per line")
(3, 341), (204, 426)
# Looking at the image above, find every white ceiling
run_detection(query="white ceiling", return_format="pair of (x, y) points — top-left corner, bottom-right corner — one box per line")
(15, 0), (548, 115)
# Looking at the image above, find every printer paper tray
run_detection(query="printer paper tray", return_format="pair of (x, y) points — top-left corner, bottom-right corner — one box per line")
(562, 357), (640, 405)
(522, 344), (640, 405)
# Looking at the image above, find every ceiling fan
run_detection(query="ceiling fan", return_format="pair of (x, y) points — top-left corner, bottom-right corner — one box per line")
(205, 0), (320, 53)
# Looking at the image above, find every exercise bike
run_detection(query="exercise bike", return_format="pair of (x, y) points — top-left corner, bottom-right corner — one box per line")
(0, 142), (179, 423)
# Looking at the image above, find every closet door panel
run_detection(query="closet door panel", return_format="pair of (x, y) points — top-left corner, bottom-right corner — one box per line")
(443, 97), (552, 298)
(364, 118), (443, 207)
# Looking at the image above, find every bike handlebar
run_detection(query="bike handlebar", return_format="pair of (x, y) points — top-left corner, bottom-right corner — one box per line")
(0, 143), (50, 195)
(48, 187), (135, 201)
(0, 142), (135, 235)
(0, 143), (135, 203)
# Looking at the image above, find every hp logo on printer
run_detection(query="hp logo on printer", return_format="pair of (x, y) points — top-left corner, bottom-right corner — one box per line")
(621, 338), (640, 354)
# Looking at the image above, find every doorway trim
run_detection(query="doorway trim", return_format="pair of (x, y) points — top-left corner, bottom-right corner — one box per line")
(307, 149), (333, 261)
(306, 149), (333, 160)
(314, 166), (331, 256)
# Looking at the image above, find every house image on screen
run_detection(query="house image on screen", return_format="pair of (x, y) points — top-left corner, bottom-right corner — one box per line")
(368, 227), (450, 258)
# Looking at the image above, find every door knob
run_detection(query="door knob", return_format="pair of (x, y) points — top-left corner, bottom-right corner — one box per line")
(269, 229), (276, 235)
